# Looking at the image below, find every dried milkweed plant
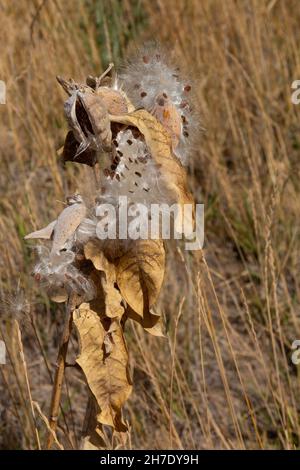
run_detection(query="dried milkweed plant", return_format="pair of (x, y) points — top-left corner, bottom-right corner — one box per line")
(24, 45), (198, 449)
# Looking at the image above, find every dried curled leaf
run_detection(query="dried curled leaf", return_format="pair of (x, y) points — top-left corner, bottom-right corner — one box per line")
(81, 430), (105, 451)
(81, 397), (107, 450)
(127, 306), (165, 337)
(109, 109), (195, 235)
(84, 240), (124, 318)
(73, 303), (132, 431)
(116, 239), (165, 317)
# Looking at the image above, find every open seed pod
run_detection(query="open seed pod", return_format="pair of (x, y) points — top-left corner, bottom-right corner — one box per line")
(58, 70), (128, 167)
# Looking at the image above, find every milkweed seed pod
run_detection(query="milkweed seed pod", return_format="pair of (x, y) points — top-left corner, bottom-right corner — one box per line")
(76, 216), (98, 244)
(63, 90), (112, 154)
(58, 74), (130, 166)
(25, 194), (87, 259)
(78, 91), (112, 152)
(95, 87), (128, 115)
(118, 45), (198, 164)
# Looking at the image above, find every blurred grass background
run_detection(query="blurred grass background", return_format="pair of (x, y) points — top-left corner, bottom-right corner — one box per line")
(1, 0), (300, 449)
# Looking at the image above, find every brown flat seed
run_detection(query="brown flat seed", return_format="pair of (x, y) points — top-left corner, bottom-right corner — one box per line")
(135, 171), (142, 177)
(127, 139), (133, 145)
(141, 91), (147, 98)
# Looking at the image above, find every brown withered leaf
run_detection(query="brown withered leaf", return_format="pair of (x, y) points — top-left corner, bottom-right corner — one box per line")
(109, 109), (195, 235)
(127, 306), (165, 337)
(84, 240), (124, 318)
(81, 396), (108, 450)
(81, 429), (106, 451)
(116, 239), (165, 317)
(73, 303), (132, 431)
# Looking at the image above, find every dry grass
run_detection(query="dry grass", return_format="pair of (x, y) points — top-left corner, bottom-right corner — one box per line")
(0, 0), (300, 449)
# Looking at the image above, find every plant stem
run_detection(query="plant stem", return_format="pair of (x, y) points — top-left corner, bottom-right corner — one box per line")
(30, 313), (75, 448)
(46, 296), (74, 449)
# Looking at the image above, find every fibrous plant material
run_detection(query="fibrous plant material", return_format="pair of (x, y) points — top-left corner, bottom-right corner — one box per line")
(24, 46), (197, 449)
